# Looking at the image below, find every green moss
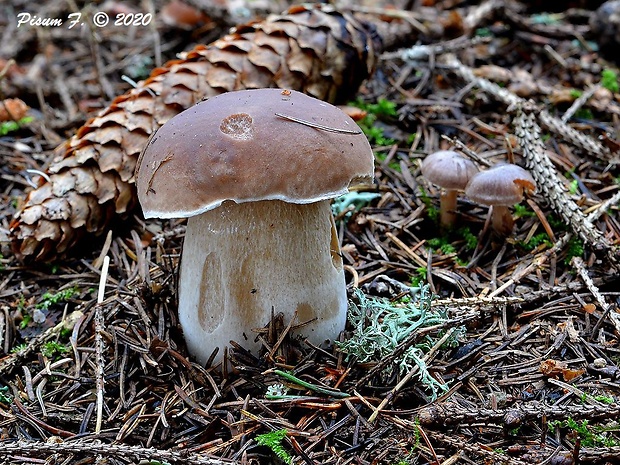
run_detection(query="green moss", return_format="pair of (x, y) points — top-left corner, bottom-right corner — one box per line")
(458, 227), (478, 251)
(255, 429), (292, 464)
(419, 186), (440, 221)
(550, 418), (620, 448)
(601, 69), (619, 93)
(518, 232), (553, 251)
(352, 97), (398, 117)
(350, 97), (398, 146)
(0, 116), (33, 135)
(513, 204), (535, 218)
(37, 286), (79, 310)
(427, 237), (468, 266)
(10, 343), (28, 354)
(575, 108), (594, 120)
(564, 236), (584, 264)
(410, 267), (427, 288)
(41, 341), (70, 359)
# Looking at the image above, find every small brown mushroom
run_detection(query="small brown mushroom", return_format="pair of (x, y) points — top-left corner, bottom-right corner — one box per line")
(421, 150), (478, 229)
(465, 164), (536, 236)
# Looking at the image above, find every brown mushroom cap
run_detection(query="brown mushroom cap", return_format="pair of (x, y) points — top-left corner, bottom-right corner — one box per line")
(421, 150), (478, 190)
(136, 88), (374, 219)
(465, 164), (536, 206)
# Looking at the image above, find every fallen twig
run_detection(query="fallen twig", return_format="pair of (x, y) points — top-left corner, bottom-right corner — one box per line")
(0, 439), (236, 464)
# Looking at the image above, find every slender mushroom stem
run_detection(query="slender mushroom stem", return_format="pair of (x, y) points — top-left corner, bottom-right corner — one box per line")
(178, 199), (347, 365)
(439, 189), (458, 229)
(490, 205), (514, 236)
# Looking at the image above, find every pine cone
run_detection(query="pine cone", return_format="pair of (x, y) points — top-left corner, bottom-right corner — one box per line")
(10, 4), (387, 261)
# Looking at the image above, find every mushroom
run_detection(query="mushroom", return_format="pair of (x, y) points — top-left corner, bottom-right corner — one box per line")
(135, 88), (374, 365)
(464, 163), (536, 236)
(420, 150), (478, 229)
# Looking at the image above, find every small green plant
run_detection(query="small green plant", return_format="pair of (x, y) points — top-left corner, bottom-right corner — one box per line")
(37, 286), (79, 310)
(47, 263), (60, 274)
(10, 343), (28, 354)
(568, 179), (580, 195)
(409, 267), (427, 288)
(428, 238), (456, 255)
(564, 236), (584, 265)
(362, 124), (396, 146)
(547, 213), (564, 229)
(384, 425), (419, 464)
(255, 429), (292, 464)
(513, 204), (535, 218)
(19, 313), (32, 330)
(411, 419), (422, 451)
(601, 69), (619, 93)
(15, 295), (32, 329)
(594, 395), (615, 404)
(16, 287), (80, 329)
(545, 211), (583, 260)
(374, 152), (403, 172)
(353, 97), (398, 118)
(0, 116), (33, 136)
(575, 108), (594, 120)
(427, 237), (467, 267)
(551, 418), (620, 447)
(41, 341), (70, 359)
(570, 89), (583, 98)
(351, 97), (398, 146)
(419, 186), (439, 221)
(457, 227), (478, 251)
(519, 232), (553, 251)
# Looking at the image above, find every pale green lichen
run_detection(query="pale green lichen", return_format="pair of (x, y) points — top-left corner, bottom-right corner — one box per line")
(338, 287), (463, 400)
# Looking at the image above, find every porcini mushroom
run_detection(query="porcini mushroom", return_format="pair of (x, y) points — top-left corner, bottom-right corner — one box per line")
(135, 88), (374, 365)
(420, 150), (478, 229)
(465, 163), (536, 236)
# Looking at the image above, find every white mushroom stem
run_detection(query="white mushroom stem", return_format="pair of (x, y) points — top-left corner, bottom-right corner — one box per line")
(439, 189), (458, 229)
(490, 205), (514, 236)
(178, 199), (347, 365)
